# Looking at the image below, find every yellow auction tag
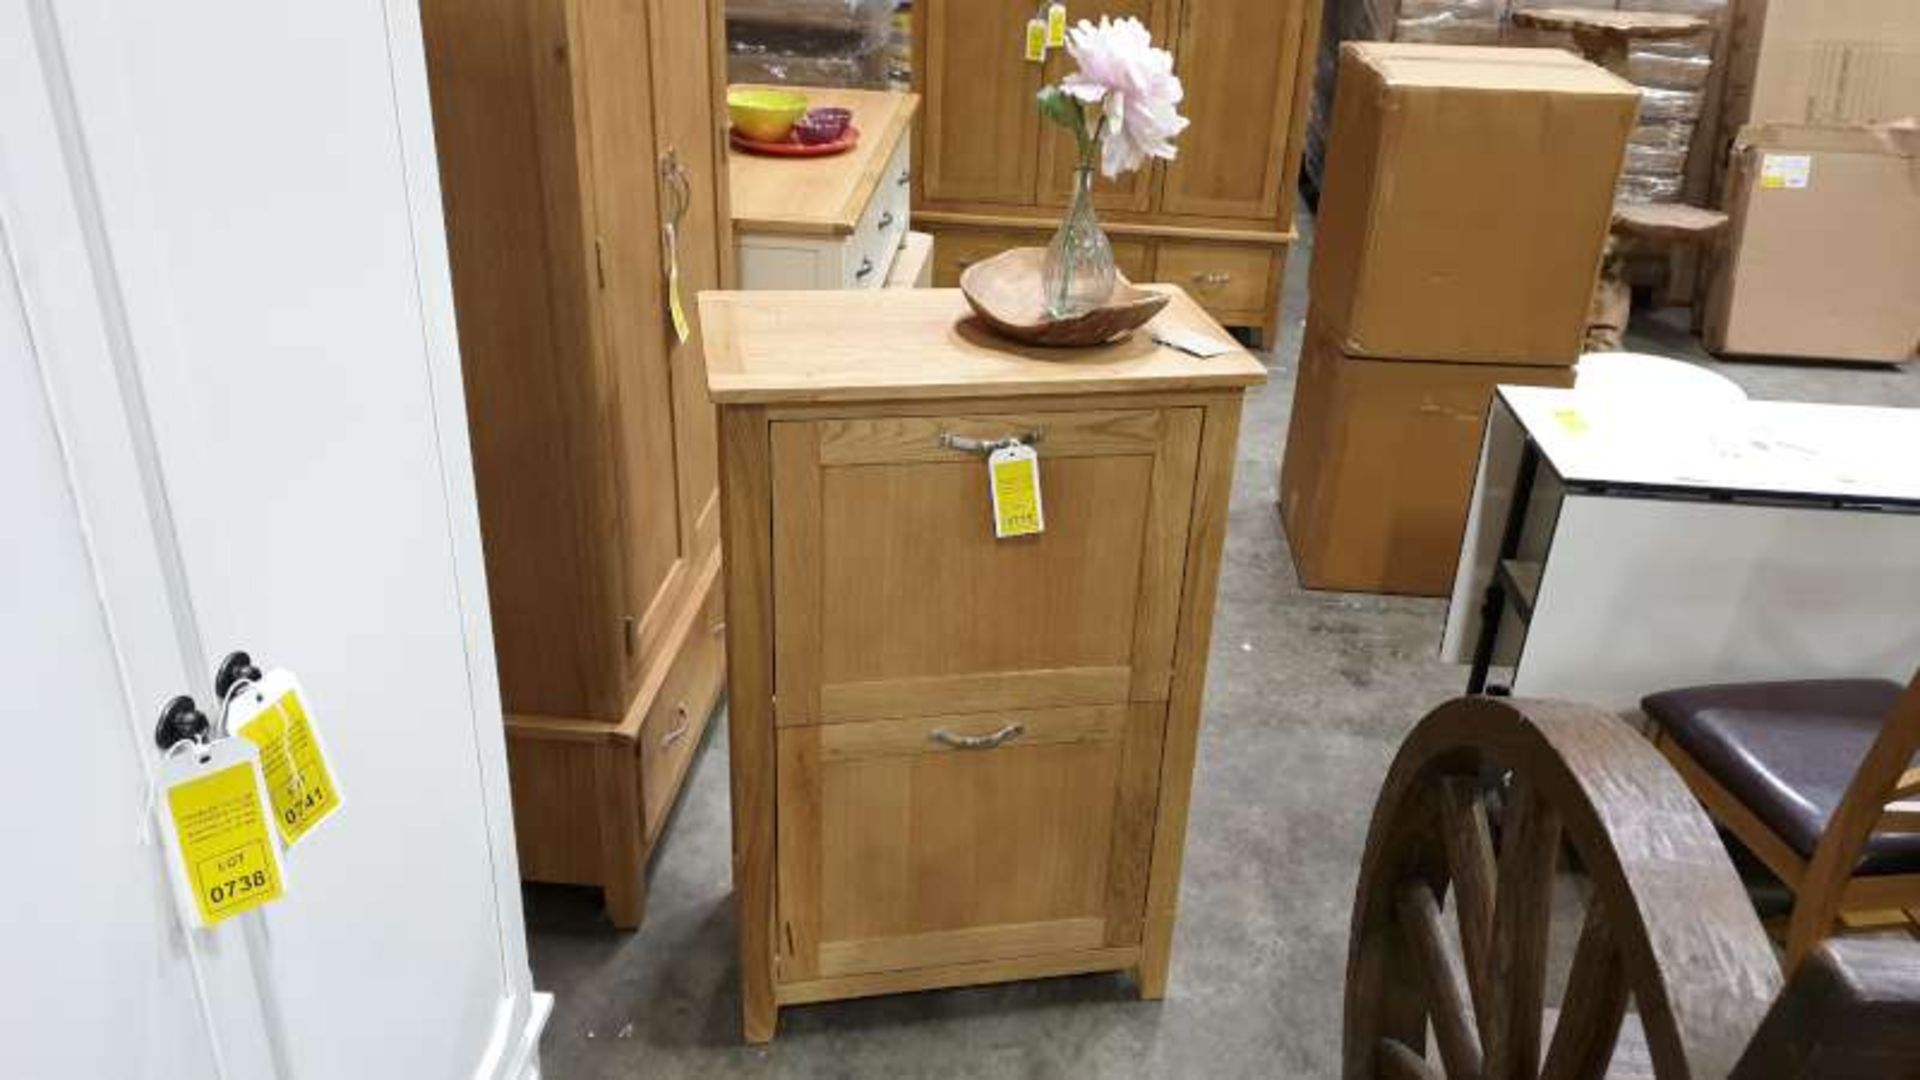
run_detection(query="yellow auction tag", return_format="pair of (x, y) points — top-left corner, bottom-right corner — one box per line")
(1024, 17), (1048, 62)
(989, 443), (1045, 538)
(1553, 407), (1590, 436)
(160, 740), (286, 927)
(1046, 3), (1068, 46)
(230, 670), (341, 847)
(665, 222), (691, 345)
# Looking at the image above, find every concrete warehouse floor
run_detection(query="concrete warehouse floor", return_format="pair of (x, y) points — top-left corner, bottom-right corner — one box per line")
(523, 213), (1920, 1079)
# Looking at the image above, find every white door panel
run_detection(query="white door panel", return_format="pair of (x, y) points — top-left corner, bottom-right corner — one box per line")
(2, 1), (541, 1076)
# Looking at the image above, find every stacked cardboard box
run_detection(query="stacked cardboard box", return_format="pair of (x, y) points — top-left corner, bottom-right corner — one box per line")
(1703, 0), (1920, 364)
(1282, 43), (1637, 595)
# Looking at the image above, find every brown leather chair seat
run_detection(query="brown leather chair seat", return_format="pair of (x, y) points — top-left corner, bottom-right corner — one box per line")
(1643, 679), (1914, 875)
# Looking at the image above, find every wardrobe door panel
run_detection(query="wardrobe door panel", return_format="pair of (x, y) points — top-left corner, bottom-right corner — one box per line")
(916, 0), (1042, 205)
(1158, 0), (1307, 222)
(576, 0), (682, 685)
(647, 0), (725, 562)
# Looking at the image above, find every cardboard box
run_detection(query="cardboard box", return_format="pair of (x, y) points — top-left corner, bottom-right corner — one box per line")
(1722, 0), (1920, 131)
(1311, 43), (1638, 366)
(1705, 124), (1920, 365)
(1280, 320), (1575, 596)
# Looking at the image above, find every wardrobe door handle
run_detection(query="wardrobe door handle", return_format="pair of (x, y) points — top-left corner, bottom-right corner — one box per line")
(930, 723), (1025, 750)
(661, 704), (692, 747)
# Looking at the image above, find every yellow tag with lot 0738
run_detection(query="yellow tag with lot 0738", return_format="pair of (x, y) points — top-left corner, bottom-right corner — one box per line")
(159, 738), (287, 927)
(989, 442), (1045, 539)
(228, 668), (342, 847)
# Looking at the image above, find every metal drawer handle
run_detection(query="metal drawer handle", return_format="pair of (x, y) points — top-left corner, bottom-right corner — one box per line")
(661, 704), (692, 747)
(939, 430), (1044, 455)
(855, 256), (876, 280)
(930, 723), (1025, 750)
(1192, 271), (1232, 286)
(897, 169), (912, 186)
(877, 210), (896, 230)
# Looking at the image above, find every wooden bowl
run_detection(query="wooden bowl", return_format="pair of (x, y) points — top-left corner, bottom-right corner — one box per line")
(959, 247), (1170, 348)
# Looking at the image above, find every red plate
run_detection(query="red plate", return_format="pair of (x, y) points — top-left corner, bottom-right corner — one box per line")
(729, 124), (861, 157)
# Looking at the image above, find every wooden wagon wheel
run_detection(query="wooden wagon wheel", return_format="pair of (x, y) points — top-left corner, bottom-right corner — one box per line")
(1344, 697), (1784, 1080)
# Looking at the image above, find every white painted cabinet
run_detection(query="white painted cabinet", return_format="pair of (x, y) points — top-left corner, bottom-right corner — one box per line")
(728, 88), (920, 290)
(0, 2), (543, 1078)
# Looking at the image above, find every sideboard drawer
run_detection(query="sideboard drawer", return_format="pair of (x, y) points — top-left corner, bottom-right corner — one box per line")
(768, 407), (1203, 726)
(1153, 241), (1275, 317)
(774, 702), (1165, 984)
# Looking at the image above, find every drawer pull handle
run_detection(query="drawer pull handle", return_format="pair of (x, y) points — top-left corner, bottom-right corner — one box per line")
(855, 256), (876, 280)
(877, 211), (896, 231)
(1192, 271), (1232, 286)
(661, 705), (692, 748)
(897, 169), (912, 186)
(939, 430), (1044, 455)
(931, 723), (1025, 750)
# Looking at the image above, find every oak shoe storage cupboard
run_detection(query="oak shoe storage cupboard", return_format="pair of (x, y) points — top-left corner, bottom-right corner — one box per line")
(912, 0), (1321, 344)
(702, 288), (1266, 1041)
(420, 0), (732, 927)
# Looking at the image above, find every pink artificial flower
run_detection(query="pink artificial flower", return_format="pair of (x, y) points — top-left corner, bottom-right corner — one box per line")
(1058, 16), (1190, 178)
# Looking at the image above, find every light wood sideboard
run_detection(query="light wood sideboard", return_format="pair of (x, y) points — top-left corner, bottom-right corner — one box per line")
(420, 0), (731, 928)
(730, 88), (920, 289)
(912, 0), (1322, 345)
(701, 287), (1266, 1041)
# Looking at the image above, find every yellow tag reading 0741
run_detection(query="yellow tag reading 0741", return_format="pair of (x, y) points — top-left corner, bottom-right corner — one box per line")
(166, 759), (285, 925)
(990, 445), (1045, 538)
(235, 688), (341, 847)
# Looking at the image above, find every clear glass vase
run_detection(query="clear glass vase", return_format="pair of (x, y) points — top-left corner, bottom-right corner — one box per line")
(1042, 166), (1117, 319)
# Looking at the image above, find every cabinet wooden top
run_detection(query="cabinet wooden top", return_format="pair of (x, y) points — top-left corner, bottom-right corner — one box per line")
(700, 287), (1268, 404)
(727, 88), (920, 237)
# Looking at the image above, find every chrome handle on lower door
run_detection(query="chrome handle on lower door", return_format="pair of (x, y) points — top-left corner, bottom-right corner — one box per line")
(930, 723), (1025, 750)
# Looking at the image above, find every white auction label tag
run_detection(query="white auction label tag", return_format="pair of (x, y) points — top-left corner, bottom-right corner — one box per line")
(989, 443), (1045, 539)
(157, 738), (287, 928)
(228, 668), (342, 848)
(1760, 153), (1812, 190)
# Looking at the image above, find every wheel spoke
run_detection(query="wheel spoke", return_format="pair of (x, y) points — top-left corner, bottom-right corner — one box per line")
(1485, 774), (1563, 1080)
(1439, 775), (1498, 1015)
(1397, 881), (1485, 1080)
(1379, 1039), (1443, 1080)
(1540, 900), (1629, 1080)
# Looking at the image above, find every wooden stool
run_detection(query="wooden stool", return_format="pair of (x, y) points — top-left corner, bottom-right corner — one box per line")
(1513, 9), (1725, 351)
(1589, 203), (1729, 352)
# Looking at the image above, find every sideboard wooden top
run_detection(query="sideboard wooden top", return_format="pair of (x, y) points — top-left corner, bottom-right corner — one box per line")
(700, 287), (1268, 404)
(727, 87), (920, 237)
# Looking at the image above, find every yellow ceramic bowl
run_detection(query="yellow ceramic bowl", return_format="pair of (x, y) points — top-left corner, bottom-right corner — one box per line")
(728, 87), (809, 142)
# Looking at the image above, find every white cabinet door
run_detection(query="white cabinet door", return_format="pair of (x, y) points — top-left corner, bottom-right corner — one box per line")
(0, 2), (543, 1078)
